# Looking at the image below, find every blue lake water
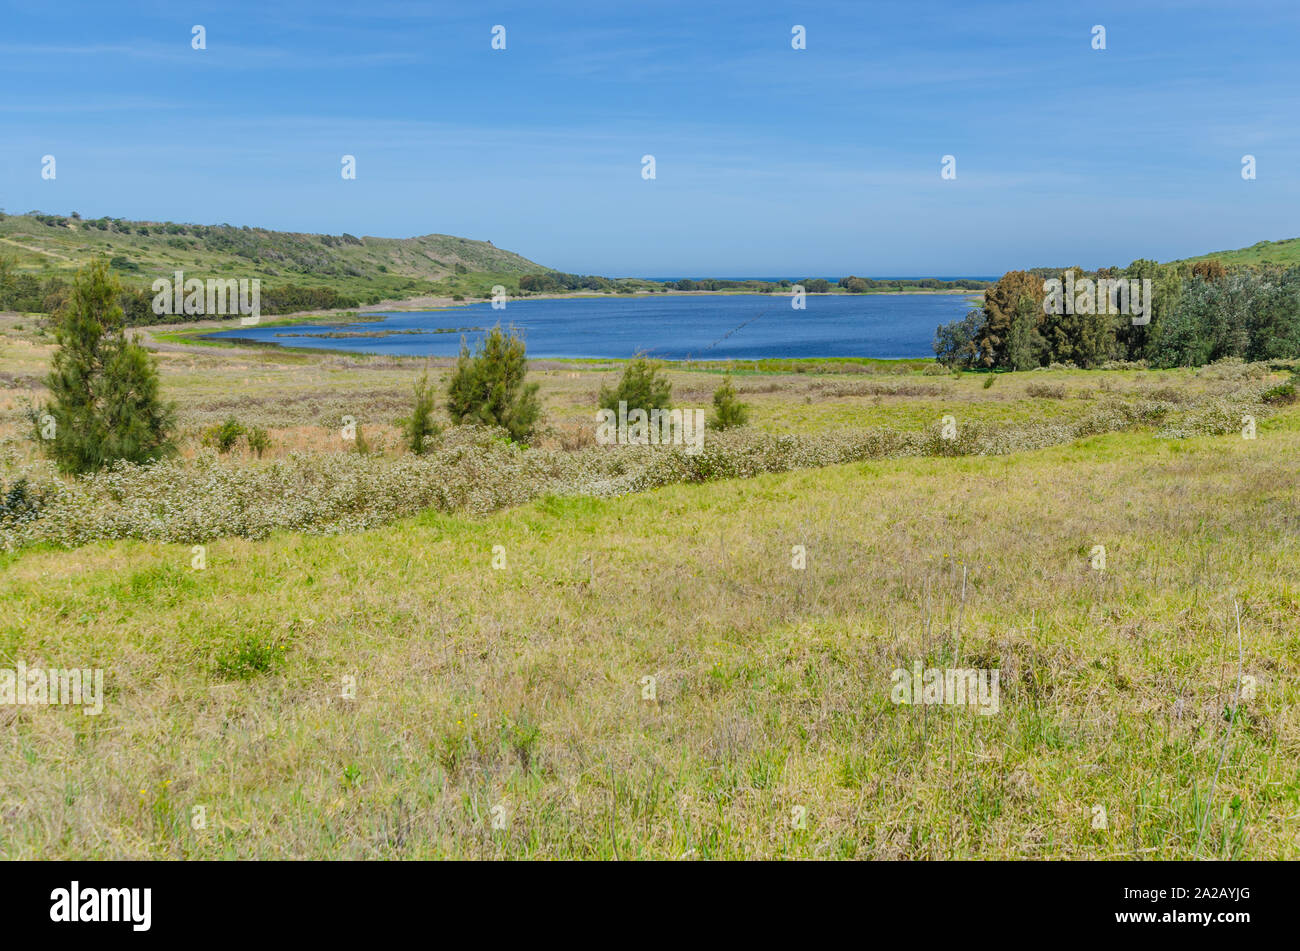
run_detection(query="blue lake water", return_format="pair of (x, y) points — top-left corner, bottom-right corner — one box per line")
(207, 293), (977, 360)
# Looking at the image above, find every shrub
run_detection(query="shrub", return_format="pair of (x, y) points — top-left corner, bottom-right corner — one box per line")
(402, 371), (441, 454)
(598, 355), (672, 413)
(1025, 382), (1067, 399)
(446, 326), (541, 444)
(709, 376), (749, 430)
(1262, 383), (1296, 404)
(246, 427), (271, 457)
(0, 378), (1274, 553)
(203, 418), (246, 454)
(0, 478), (44, 527)
(982, 375), (995, 389)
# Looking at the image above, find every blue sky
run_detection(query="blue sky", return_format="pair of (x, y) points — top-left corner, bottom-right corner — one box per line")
(2, 0), (1298, 276)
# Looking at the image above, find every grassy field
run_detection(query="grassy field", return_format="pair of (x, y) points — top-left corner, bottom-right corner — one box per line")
(1, 316), (1297, 859)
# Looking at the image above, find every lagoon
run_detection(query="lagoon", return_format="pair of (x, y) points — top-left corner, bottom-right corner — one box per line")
(207, 292), (976, 360)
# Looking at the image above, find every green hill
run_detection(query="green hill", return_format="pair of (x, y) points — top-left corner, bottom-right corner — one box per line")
(0, 211), (547, 306)
(1173, 235), (1300, 268)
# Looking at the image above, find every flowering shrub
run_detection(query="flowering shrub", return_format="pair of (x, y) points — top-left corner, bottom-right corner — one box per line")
(0, 477), (46, 530)
(0, 379), (1276, 552)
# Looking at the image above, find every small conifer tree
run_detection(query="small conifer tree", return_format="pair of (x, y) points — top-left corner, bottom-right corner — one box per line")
(597, 354), (672, 413)
(708, 376), (749, 429)
(403, 370), (441, 454)
(446, 326), (540, 443)
(40, 259), (174, 473)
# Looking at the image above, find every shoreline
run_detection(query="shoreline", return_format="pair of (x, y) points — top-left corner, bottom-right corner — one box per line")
(137, 289), (975, 360)
(359, 286), (983, 314)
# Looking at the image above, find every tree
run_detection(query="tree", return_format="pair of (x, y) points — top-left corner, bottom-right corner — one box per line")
(1038, 266), (1112, 368)
(976, 270), (1043, 368)
(402, 370), (441, 453)
(446, 326), (541, 443)
(708, 376), (749, 429)
(1007, 295), (1050, 369)
(1246, 267), (1300, 361)
(598, 354), (672, 413)
(933, 309), (985, 368)
(1191, 258), (1227, 283)
(1146, 267), (1300, 367)
(40, 260), (174, 474)
(1145, 271), (1243, 367)
(1124, 258), (1183, 362)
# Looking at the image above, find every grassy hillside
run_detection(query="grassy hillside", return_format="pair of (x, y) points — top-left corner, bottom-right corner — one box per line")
(1174, 236), (1300, 269)
(0, 211), (546, 303)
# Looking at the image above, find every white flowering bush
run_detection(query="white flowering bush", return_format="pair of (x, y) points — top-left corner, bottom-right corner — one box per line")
(0, 380), (1276, 552)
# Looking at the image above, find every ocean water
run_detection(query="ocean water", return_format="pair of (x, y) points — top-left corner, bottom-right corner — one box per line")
(207, 292), (977, 360)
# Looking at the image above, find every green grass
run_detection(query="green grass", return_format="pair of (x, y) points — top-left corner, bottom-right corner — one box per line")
(1174, 235), (1300, 269)
(1, 404), (1296, 857)
(2, 320), (1295, 858)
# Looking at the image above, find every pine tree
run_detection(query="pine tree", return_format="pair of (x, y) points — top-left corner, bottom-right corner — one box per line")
(41, 260), (175, 473)
(403, 370), (441, 453)
(446, 325), (541, 443)
(597, 354), (672, 412)
(708, 376), (749, 429)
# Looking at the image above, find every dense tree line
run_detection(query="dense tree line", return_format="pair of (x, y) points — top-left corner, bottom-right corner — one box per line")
(933, 259), (1300, 369)
(839, 275), (987, 292)
(115, 283), (364, 324)
(519, 272), (619, 292)
(3, 265), (415, 332)
(665, 276), (987, 294)
(516, 272), (991, 295)
(0, 257), (68, 313)
(1, 259), (363, 324)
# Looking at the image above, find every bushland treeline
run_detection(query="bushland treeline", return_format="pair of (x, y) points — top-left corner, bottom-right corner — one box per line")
(935, 258), (1300, 369)
(519, 272), (989, 294)
(665, 275), (986, 293)
(0, 255), (364, 323)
